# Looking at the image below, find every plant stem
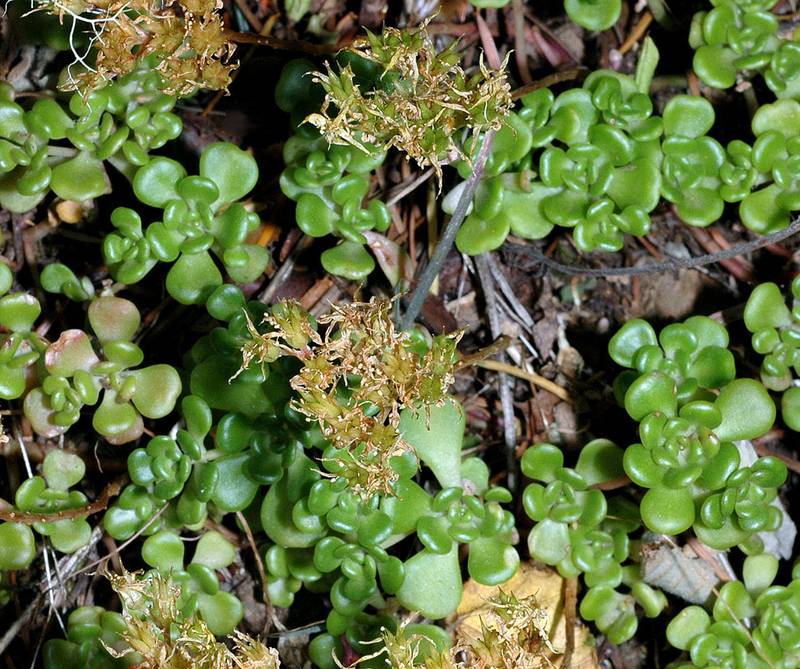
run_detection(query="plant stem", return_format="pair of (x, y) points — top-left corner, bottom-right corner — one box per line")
(400, 130), (495, 330)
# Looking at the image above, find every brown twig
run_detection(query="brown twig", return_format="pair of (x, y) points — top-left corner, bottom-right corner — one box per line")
(506, 217), (800, 277)
(619, 10), (653, 55)
(236, 511), (284, 633)
(511, 68), (590, 100)
(0, 475), (127, 524)
(476, 359), (571, 403)
(224, 30), (340, 55)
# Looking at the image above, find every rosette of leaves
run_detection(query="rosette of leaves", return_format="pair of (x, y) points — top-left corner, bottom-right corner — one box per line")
(23, 294), (182, 443)
(444, 111), (559, 255)
(103, 142), (268, 304)
(13, 449), (92, 553)
(667, 554), (800, 668)
(737, 100), (800, 233)
(580, 563), (667, 645)
(447, 66), (663, 254)
(743, 279), (800, 431)
(695, 454), (787, 552)
(689, 0), (800, 98)
(105, 288), (317, 540)
(279, 134), (389, 281)
(623, 387), (777, 543)
(608, 316), (781, 542)
(609, 316), (737, 410)
(660, 95), (728, 226)
(0, 60), (181, 213)
(137, 529), (244, 636)
(0, 263), (45, 400)
(521, 440), (664, 643)
(522, 441), (625, 583)
(42, 605), (130, 669)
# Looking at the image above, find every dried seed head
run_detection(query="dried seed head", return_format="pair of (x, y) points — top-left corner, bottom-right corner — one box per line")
(305, 21), (512, 190)
(106, 570), (281, 669)
(239, 297), (461, 498)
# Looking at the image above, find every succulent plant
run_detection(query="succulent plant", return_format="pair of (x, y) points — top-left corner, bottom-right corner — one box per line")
(23, 294), (182, 443)
(0, 263), (45, 400)
(667, 554), (800, 668)
(0, 59), (181, 213)
(522, 440), (665, 644)
(103, 142), (268, 304)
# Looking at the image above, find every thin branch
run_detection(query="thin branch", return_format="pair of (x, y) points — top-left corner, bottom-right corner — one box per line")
(506, 217), (800, 277)
(236, 511), (284, 634)
(400, 131), (495, 329)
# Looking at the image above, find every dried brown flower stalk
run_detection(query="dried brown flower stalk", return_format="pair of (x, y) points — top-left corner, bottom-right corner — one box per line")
(28, 0), (236, 95)
(305, 22), (512, 188)
(237, 297), (461, 497)
(107, 570), (280, 669)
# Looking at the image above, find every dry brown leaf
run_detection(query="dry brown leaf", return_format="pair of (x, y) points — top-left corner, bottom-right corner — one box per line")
(455, 561), (600, 669)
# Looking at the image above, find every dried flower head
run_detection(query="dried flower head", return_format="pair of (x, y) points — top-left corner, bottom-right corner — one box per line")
(305, 21), (512, 188)
(457, 591), (555, 669)
(237, 297), (461, 498)
(107, 570), (280, 669)
(338, 623), (461, 669)
(27, 0), (237, 95)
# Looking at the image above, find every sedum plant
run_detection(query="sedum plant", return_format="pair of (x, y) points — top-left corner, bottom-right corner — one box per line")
(23, 294), (182, 443)
(276, 59), (389, 282)
(14, 449), (92, 553)
(608, 316), (787, 550)
(30, 0), (237, 96)
(305, 22), (512, 187)
(0, 263), (45, 400)
(45, 570), (279, 669)
(138, 530), (244, 636)
(522, 440), (665, 644)
(447, 63), (664, 254)
(42, 606), (130, 669)
(0, 60), (181, 213)
(667, 554), (800, 668)
(744, 278), (800, 430)
(689, 0), (800, 98)
(103, 142), (268, 304)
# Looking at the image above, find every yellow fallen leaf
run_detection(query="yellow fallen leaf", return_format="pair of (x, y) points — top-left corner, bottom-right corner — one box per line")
(454, 561), (599, 669)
